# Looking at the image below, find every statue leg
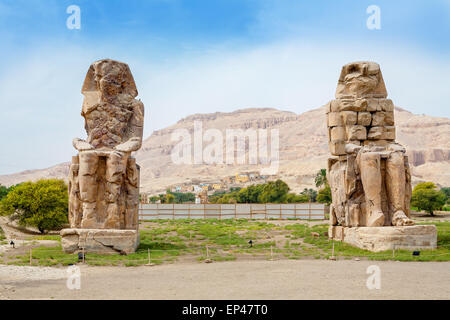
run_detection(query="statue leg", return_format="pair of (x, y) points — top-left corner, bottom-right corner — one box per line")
(386, 152), (414, 226)
(78, 151), (99, 228)
(104, 152), (128, 229)
(359, 152), (385, 227)
(125, 158), (139, 230)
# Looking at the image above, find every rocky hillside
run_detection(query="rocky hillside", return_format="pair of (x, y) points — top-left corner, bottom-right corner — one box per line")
(0, 106), (449, 194)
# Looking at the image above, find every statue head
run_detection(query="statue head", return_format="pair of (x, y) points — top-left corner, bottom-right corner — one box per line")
(81, 59), (138, 107)
(335, 61), (387, 99)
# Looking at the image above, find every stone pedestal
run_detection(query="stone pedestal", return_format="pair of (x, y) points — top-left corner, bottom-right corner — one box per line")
(329, 225), (437, 252)
(61, 228), (140, 255)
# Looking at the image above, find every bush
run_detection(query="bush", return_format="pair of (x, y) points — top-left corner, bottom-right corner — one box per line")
(317, 185), (332, 205)
(441, 187), (450, 204)
(300, 188), (317, 202)
(411, 182), (446, 216)
(0, 179), (68, 233)
(285, 193), (309, 203)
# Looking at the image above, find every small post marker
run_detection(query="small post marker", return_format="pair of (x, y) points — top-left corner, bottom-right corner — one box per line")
(82, 247), (85, 264)
(146, 248), (154, 266)
(329, 239), (336, 261)
(392, 245), (395, 258)
(269, 245), (274, 261)
(205, 245), (212, 263)
(29, 248), (32, 266)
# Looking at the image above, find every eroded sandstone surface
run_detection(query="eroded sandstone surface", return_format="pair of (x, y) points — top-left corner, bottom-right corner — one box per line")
(62, 59), (144, 253)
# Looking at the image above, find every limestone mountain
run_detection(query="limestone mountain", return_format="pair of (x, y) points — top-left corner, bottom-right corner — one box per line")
(0, 106), (449, 194)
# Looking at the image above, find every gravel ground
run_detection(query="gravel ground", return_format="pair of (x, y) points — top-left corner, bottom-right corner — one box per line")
(1, 260), (449, 300)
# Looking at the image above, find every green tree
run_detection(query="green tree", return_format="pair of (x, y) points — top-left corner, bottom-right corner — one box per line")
(285, 193), (309, 203)
(0, 185), (9, 200)
(315, 169), (328, 188)
(317, 185), (332, 205)
(411, 182), (446, 216)
(166, 193), (175, 204)
(441, 187), (450, 203)
(259, 180), (290, 203)
(300, 188), (317, 202)
(149, 196), (159, 203)
(0, 179), (68, 233)
(166, 191), (196, 203)
(236, 184), (264, 203)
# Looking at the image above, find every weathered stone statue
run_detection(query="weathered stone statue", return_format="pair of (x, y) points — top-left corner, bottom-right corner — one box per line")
(61, 59), (144, 254)
(327, 62), (436, 251)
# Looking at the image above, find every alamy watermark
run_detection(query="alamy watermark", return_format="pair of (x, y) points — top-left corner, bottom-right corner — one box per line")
(66, 5), (81, 30)
(366, 5), (381, 30)
(66, 265), (81, 290)
(366, 265), (381, 290)
(171, 121), (279, 175)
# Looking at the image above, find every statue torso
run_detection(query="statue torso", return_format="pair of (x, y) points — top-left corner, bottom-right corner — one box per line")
(84, 103), (133, 149)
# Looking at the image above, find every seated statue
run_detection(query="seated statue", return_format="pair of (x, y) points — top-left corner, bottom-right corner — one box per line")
(326, 61), (414, 227)
(68, 59), (144, 230)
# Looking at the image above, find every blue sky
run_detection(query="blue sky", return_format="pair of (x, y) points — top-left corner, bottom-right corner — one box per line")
(0, 0), (449, 174)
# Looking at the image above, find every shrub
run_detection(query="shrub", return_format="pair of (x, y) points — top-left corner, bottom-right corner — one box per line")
(317, 185), (332, 205)
(411, 182), (446, 216)
(0, 179), (68, 233)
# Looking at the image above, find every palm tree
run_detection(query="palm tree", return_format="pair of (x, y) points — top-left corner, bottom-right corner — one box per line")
(315, 169), (328, 188)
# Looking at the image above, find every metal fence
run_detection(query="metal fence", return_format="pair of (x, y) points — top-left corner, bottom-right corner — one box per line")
(139, 203), (326, 220)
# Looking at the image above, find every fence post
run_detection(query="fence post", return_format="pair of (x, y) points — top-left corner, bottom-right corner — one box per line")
(148, 248), (151, 264)
(270, 245), (273, 261)
(29, 248), (32, 266)
(392, 244), (395, 258)
(309, 202), (311, 220)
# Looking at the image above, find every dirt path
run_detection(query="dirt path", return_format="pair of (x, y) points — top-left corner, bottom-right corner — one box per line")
(1, 260), (449, 300)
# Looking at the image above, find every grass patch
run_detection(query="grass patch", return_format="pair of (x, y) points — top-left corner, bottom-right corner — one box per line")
(27, 235), (61, 241)
(2, 219), (449, 266)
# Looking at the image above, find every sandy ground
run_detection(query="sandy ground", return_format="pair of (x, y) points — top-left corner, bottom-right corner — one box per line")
(1, 260), (449, 300)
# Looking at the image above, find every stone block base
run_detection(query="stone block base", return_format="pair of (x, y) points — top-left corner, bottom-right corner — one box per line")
(328, 225), (437, 252)
(61, 228), (140, 255)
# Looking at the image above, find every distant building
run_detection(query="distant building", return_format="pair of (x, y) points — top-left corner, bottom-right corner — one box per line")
(181, 185), (192, 193)
(224, 176), (236, 184)
(212, 183), (224, 190)
(247, 171), (260, 181)
(235, 173), (249, 183)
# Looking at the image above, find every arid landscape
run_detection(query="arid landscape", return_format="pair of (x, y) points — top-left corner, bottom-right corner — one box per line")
(1, 106), (449, 195)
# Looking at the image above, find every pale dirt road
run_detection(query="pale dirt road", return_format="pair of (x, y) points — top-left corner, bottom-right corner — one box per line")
(1, 260), (449, 300)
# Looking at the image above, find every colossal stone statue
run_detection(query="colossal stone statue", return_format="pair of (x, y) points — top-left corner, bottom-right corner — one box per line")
(61, 59), (144, 254)
(327, 61), (414, 228)
(327, 62), (436, 251)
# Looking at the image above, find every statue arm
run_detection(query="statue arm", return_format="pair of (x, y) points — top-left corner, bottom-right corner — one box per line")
(345, 142), (362, 154)
(72, 138), (94, 151)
